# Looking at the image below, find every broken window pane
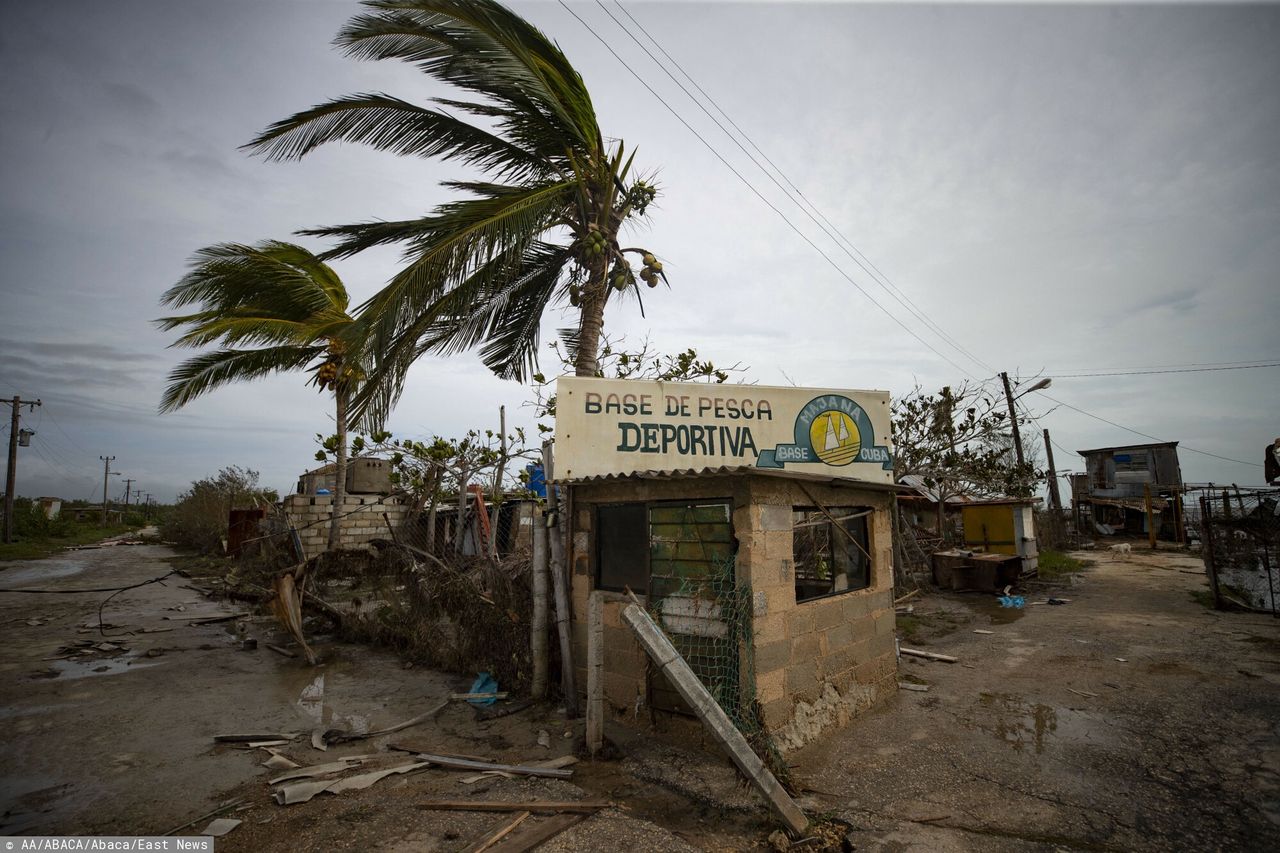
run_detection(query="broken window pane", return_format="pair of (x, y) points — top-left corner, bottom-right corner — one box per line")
(793, 507), (871, 602)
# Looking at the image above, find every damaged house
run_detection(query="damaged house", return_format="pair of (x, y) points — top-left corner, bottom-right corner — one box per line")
(1074, 441), (1185, 539)
(552, 377), (900, 752)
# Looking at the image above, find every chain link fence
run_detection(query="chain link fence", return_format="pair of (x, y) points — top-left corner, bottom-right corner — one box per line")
(1200, 488), (1279, 615)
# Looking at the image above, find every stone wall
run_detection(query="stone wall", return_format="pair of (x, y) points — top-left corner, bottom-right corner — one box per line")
(565, 472), (897, 750)
(281, 493), (411, 560)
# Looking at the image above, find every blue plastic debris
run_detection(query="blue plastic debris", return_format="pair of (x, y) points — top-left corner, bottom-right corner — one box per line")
(998, 595), (1025, 609)
(467, 672), (499, 706)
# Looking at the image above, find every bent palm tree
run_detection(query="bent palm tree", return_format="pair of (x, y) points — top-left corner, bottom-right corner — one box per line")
(244, 0), (664, 426)
(157, 241), (365, 552)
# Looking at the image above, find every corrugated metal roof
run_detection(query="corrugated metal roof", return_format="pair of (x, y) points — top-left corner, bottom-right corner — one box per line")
(897, 474), (972, 504)
(1076, 441), (1179, 456)
(553, 464), (905, 492)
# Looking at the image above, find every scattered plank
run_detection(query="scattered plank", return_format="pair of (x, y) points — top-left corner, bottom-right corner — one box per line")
(899, 647), (958, 664)
(485, 812), (591, 853)
(214, 733), (298, 744)
(389, 751), (573, 779)
(894, 589), (922, 605)
(458, 755), (578, 785)
(973, 629), (995, 635)
(1068, 688), (1099, 698)
(471, 811), (531, 853)
(264, 643), (297, 659)
(420, 800), (609, 814)
(451, 692), (510, 701)
(897, 682), (930, 693)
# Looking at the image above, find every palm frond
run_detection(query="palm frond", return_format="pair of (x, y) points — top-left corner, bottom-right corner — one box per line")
(159, 346), (321, 413)
(242, 92), (549, 181)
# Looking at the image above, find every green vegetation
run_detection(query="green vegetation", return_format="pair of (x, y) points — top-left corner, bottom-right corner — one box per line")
(1188, 588), (1216, 609)
(160, 466), (277, 555)
(0, 504), (136, 562)
(1037, 549), (1091, 580)
(244, 0), (667, 396)
(157, 241), (363, 551)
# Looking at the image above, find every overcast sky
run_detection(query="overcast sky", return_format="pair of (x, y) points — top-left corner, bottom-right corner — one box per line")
(1, 0), (1276, 504)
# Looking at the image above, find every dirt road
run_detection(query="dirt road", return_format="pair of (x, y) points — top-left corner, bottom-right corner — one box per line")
(797, 548), (1280, 851)
(3, 542), (1277, 851)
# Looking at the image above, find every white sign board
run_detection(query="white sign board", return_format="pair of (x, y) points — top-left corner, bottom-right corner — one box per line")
(554, 377), (894, 483)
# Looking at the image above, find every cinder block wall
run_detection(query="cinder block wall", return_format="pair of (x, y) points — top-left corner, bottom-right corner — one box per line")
(742, 479), (897, 752)
(281, 494), (410, 560)
(566, 473), (897, 751)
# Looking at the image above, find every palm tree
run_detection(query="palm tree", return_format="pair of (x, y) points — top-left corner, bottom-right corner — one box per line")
(243, 0), (664, 425)
(157, 241), (365, 552)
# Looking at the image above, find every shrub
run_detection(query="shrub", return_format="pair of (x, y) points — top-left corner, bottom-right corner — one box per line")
(162, 466), (277, 554)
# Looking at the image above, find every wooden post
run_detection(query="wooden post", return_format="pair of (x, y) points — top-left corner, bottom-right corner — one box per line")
(531, 509), (549, 700)
(586, 590), (604, 756)
(1201, 496), (1222, 608)
(1145, 482), (1157, 550)
(488, 405), (507, 561)
(542, 441), (578, 716)
(1173, 488), (1185, 546)
(621, 603), (808, 837)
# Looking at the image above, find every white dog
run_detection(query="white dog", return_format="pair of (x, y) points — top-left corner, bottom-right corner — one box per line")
(1108, 543), (1132, 554)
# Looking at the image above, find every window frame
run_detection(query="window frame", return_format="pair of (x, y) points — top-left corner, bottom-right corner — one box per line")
(791, 505), (874, 604)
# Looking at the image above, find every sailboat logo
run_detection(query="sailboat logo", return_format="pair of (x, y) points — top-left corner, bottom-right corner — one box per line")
(809, 410), (861, 466)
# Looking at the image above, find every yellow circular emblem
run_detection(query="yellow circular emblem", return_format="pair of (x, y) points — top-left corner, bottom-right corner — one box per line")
(809, 410), (861, 466)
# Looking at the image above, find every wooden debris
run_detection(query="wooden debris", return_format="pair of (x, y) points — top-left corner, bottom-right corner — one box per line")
(899, 647), (958, 663)
(894, 589), (922, 605)
(1068, 688), (1099, 698)
(471, 811), (531, 853)
(484, 812), (590, 853)
(897, 682), (929, 692)
(973, 629), (995, 635)
(214, 733), (298, 743)
(458, 755), (578, 785)
(622, 603), (808, 836)
(388, 750), (573, 779)
(451, 692), (510, 701)
(419, 800), (609, 814)
(264, 644), (297, 658)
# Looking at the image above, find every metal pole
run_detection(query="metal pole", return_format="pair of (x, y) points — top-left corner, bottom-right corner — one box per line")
(1200, 496), (1221, 608)
(1144, 482), (1157, 550)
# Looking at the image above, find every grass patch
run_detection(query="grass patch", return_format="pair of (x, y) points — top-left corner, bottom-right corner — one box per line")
(896, 614), (922, 642)
(1038, 549), (1091, 580)
(0, 524), (136, 562)
(1187, 588), (1216, 609)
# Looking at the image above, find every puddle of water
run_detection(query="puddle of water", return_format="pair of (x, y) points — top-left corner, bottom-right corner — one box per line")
(43, 654), (163, 681)
(297, 674), (326, 724)
(978, 599), (1026, 625)
(978, 692), (1057, 754)
(0, 557), (92, 586)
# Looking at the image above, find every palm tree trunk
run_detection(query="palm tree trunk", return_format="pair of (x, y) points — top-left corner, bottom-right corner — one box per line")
(328, 387), (349, 551)
(573, 261), (609, 377)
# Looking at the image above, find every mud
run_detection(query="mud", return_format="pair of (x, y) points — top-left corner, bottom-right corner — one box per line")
(3, 540), (1277, 850)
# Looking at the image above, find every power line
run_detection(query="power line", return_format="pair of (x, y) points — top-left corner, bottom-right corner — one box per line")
(1046, 357), (1278, 373)
(1032, 390), (1261, 468)
(599, 0), (994, 375)
(1048, 363), (1279, 379)
(556, 0), (978, 378)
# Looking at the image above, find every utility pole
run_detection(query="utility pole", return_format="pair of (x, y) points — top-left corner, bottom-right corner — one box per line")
(1043, 428), (1063, 544)
(4, 396), (41, 544)
(1000, 372), (1025, 469)
(99, 456), (116, 527)
(143, 493), (153, 522)
(123, 478), (135, 512)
